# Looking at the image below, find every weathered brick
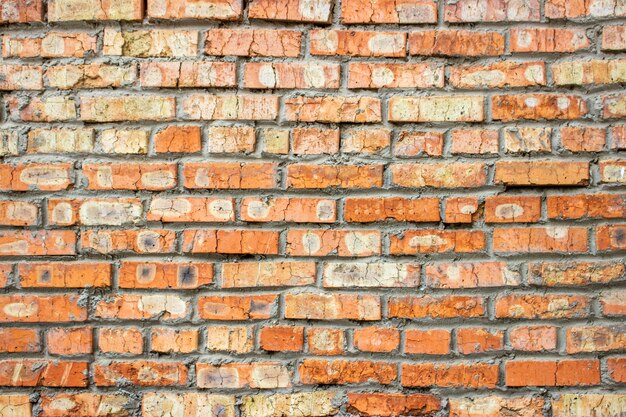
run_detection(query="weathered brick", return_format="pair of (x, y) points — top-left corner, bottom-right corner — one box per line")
(552, 59), (626, 85)
(46, 328), (92, 355)
(84, 163), (177, 190)
(292, 127), (339, 155)
(602, 25), (626, 51)
(285, 96), (382, 123)
(344, 197), (439, 223)
(391, 163), (487, 188)
(249, 0), (332, 22)
(147, 0), (242, 20)
(504, 127), (552, 153)
(2, 32), (97, 58)
(511, 28), (591, 52)
(0, 64), (43, 90)
(242, 392), (339, 417)
(7, 96), (76, 122)
(98, 327), (143, 354)
(505, 359), (600, 386)
(492, 94), (588, 121)
(196, 362), (291, 388)
(457, 328), (504, 354)
(343, 128), (391, 153)
(184, 162), (277, 189)
(182, 94), (279, 120)
(547, 193), (626, 219)
(323, 262), (420, 288)
(205, 29), (301, 57)
(529, 261), (625, 286)
(47, 198), (143, 226)
(81, 229), (176, 254)
(19, 262), (110, 288)
(389, 295), (485, 319)
(390, 230), (485, 254)
(0, 201), (38, 226)
(395, 131), (443, 156)
(299, 359), (396, 385)
(546, 0), (626, 18)
(353, 327), (400, 352)
(80, 96), (175, 122)
(147, 197), (234, 222)
(348, 63), (443, 88)
(182, 230), (280, 254)
(449, 397), (545, 417)
(495, 161), (589, 186)
(94, 361), (187, 386)
(402, 363), (498, 388)
(287, 164), (383, 188)
(95, 295), (188, 320)
(198, 295), (277, 320)
(485, 196), (542, 223)
(244, 62), (340, 89)
(404, 329), (451, 355)
(0, 231), (76, 256)
(342, 0), (437, 23)
(509, 325), (558, 352)
(142, 393), (235, 417)
(241, 197), (336, 223)
(603, 93), (626, 119)
(151, 328), (198, 353)
(0, 360), (87, 387)
(41, 393), (130, 417)
(495, 294), (590, 318)
(0, 0), (43, 23)
(222, 261), (315, 288)
(46, 64), (135, 89)
(206, 326), (254, 354)
(552, 394), (626, 417)
(140, 62), (237, 88)
(566, 325), (625, 353)
(409, 30), (504, 56)
(48, 0), (143, 21)
(118, 261), (213, 289)
(285, 293), (381, 320)
(104, 28), (198, 57)
(450, 61), (545, 88)
(560, 126), (606, 152)
(444, 197), (479, 223)
(311, 30), (406, 57)
(445, 0), (540, 21)
(286, 229), (381, 257)
(307, 328), (345, 355)
(425, 262), (521, 288)
(389, 96), (484, 122)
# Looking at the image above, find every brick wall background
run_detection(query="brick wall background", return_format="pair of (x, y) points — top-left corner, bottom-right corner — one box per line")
(0, 0), (625, 415)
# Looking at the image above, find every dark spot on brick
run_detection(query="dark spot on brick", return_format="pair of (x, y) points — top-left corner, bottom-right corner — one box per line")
(39, 269), (51, 283)
(178, 265), (197, 287)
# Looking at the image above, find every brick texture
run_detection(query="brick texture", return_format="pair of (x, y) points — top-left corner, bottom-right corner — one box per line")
(0, 1), (624, 415)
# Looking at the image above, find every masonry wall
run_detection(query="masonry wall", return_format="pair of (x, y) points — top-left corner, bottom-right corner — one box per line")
(0, 0), (625, 416)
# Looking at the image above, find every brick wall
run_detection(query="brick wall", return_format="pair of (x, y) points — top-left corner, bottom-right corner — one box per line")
(0, 0), (625, 415)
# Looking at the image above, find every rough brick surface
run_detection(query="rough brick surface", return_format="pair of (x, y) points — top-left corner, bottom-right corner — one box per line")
(0, 1), (624, 415)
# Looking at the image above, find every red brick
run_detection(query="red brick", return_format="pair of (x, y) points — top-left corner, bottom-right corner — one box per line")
(299, 360), (396, 385)
(560, 126), (606, 152)
(98, 327), (143, 354)
(95, 295), (188, 321)
(241, 197), (336, 223)
(494, 161), (589, 186)
(249, 0), (332, 22)
(147, 0), (242, 20)
(347, 393), (441, 417)
(0, 295), (86, 322)
(205, 29), (301, 57)
(198, 295), (277, 320)
(307, 328), (345, 355)
(94, 361), (187, 386)
(402, 363), (498, 388)
(47, 328), (92, 355)
(0, 201), (38, 226)
(608, 357), (626, 383)
(450, 61), (545, 88)
(81, 229), (176, 254)
(118, 261), (213, 289)
(505, 359), (600, 386)
(547, 194), (626, 219)
(0, 163), (73, 191)
(389, 295), (485, 319)
(286, 229), (381, 257)
(425, 262), (521, 288)
(154, 126), (202, 153)
(566, 325), (625, 353)
(19, 262), (110, 288)
(444, 197), (479, 223)
(395, 131), (443, 156)
(292, 127), (340, 155)
(151, 328), (198, 354)
(244, 62), (340, 89)
(602, 25), (626, 51)
(260, 326), (304, 352)
(311, 30), (406, 57)
(597, 225), (626, 251)
(147, 197), (234, 223)
(0, 360), (87, 387)
(344, 197), (440, 223)
(485, 196), (541, 223)
(492, 94), (588, 121)
(182, 229), (279, 254)
(390, 230), (485, 254)
(285, 96), (382, 123)
(287, 164), (383, 188)
(353, 327), (400, 353)
(511, 28), (591, 52)
(196, 362), (291, 389)
(348, 63), (443, 88)
(183, 162), (278, 189)
(342, 0), (437, 23)
(83, 163), (177, 190)
(409, 30), (504, 56)
(495, 294), (590, 319)
(404, 329), (451, 355)
(457, 328), (504, 354)
(0, 231), (76, 256)
(510, 326), (558, 351)
(0, 329), (41, 353)
(285, 293), (381, 321)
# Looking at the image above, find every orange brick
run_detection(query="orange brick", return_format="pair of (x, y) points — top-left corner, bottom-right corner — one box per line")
(285, 96), (382, 123)
(299, 359), (396, 385)
(492, 94), (588, 121)
(244, 62), (340, 89)
(0, 360), (87, 387)
(95, 295), (188, 321)
(342, 128), (391, 153)
(425, 262), (521, 288)
(390, 163), (487, 188)
(47, 328), (92, 355)
(151, 328), (198, 354)
(505, 359), (600, 386)
(388, 295), (485, 319)
(147, 0), (242, 20)
(600, 160), (626, 183)
(566, 326), (625, 353)
(409, 30), (504, 56)
(94, 361), (187, 386)
(511, 28), (591, 52)
(98, 327), (143, 354)
(2, 32), (97, 58)
(84, 163), (176, 190)
(81, 229), (177, 255)
(286, 229), (381, 257)
(485, 196), (542, 223)
(450, 128), (499, 155)
(0, 201), (39, 226)
(547, 194), (626, 219)
(118, 261), (213, 289)
(249, 0), (332, 22)
(602, 25), (626, 51)
(0, 0), (43, 23)
(450, 61), (545, 88)
(560, 126), (606, 152)
(147, 197), (234, 223)
(342, 0), (437, 23)
(241, 197), (336, 223)
(493, 227), (588, 253)
(510, 325), (558, 352)
(222, 261), (315, 288)
(182, 229), (280, 254)
(287, 164), (383, 189)
(260, 326), (304, 352)
(348, 63), (443, 88)
(0, 329), (41, 353)
(196, 362), (291, 389)
(154, 126), (202, 153)
(395, 131), (443, 156)
(390, 230), (485, 254)
(285, 293), (381, 321)
(444, 197), (479, 223)
(445, 0), (539, 21)
(608, 357), (626, 383)
(183, 162), (277, 189)
(205, 29), (301, 57)
(0, 295), (86, 322)
(311, 30), (406, 57)
(198, 295), (277, 320)
(353, 327), (400, 353)
(495, 294), (590, 319)
(0, 163), (73, 191)
(344, 197), (440, 223)
(457, 328), (504, 354)
(0, 231), (76, 256)
(348, 393), (441, 417)
(18, 262), (111, 288)
(292, 127), (340, 155)
(402, 363), (498, 388)
(307, 328), (345, 355)
(495, 161), (589, 186)
(404, 329), (451, 355)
